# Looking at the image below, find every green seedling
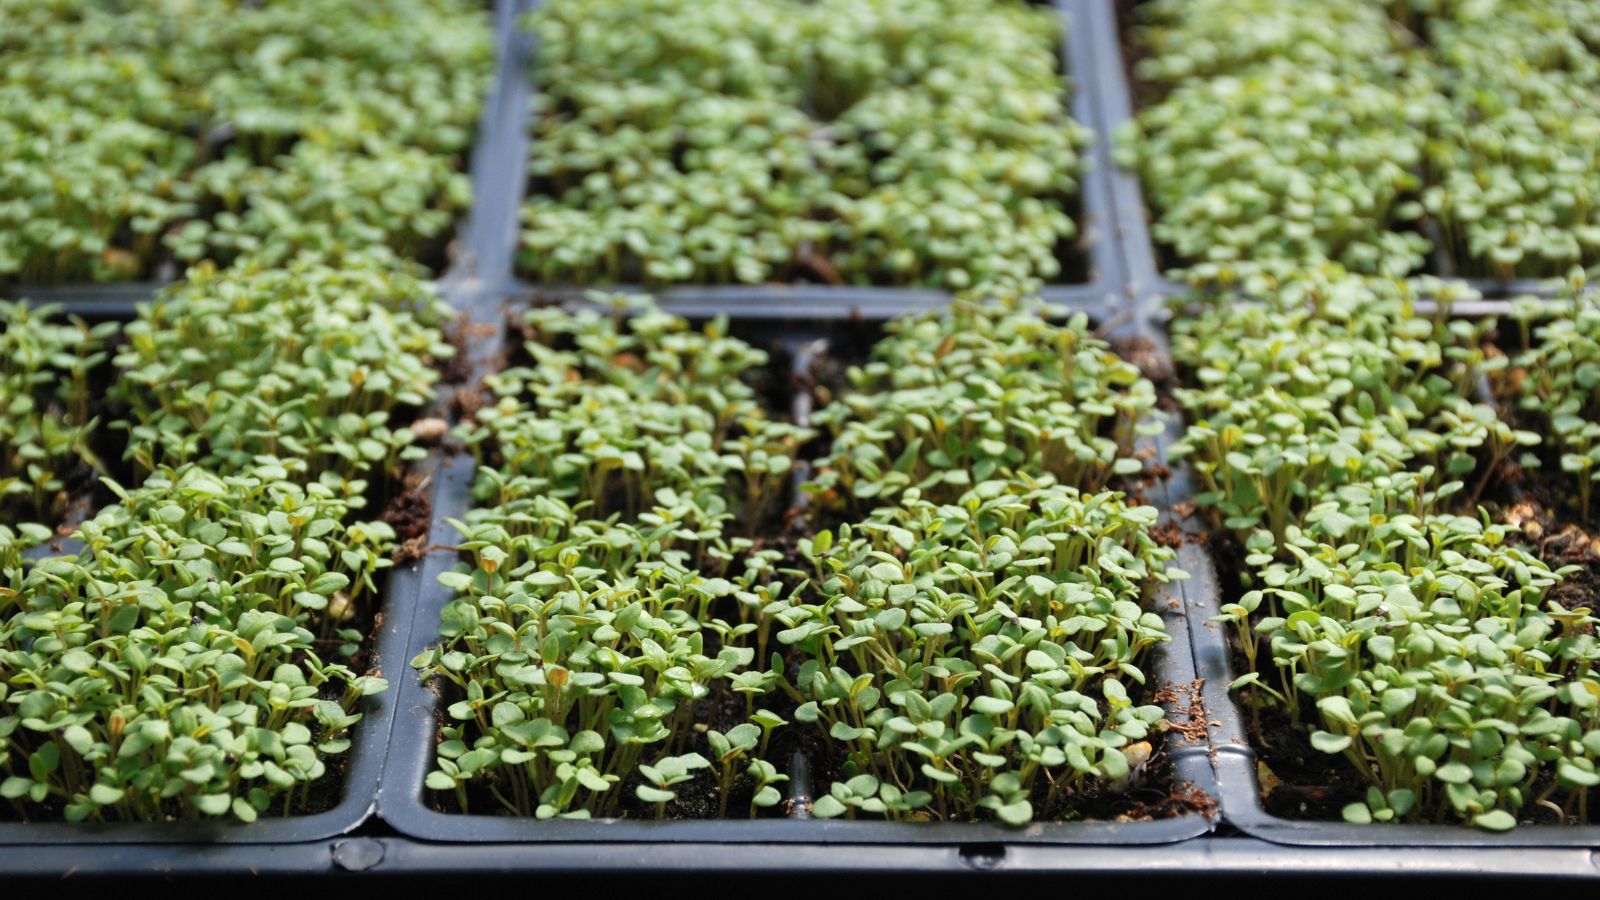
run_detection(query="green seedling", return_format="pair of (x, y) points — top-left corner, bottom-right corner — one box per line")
(0, 463), (393, 823)
(0, 0), (491, 281)
(778, 475), (1179, 824)
(0, 302), (115, 526)
(807, 300), (1159, 515)
(520, 0), (1087, 292)
(114, 253), (453, 484)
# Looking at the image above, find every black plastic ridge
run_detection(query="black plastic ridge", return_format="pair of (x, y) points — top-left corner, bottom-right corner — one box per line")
(522, 283), (1117, 324)
(501, 0), (1125, 321)
(1092, 0), (1576, 314)
(0, 282), (160, 319)
(444, 0), (537, 294)
(6, 835), (1600, 878)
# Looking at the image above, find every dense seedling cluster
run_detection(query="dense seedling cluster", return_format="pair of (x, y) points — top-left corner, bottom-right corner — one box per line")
(0, 303), (115, 526)
(1121, 0), (1600, 284)
(520, 0), (1089, 291)
(113, 256), (453, 482)
(416, 301), (805, 818)
(0, 0), (491, 282)
(1, 255), (452, 823)
(1510, 272), (1600, 520)
(0, 464), (392, 823)
(1117, 0), (1431, 282)
(784, 477), (1174, 824)
(417, 300), (1178, 824)
(1424, 2), (1600, 278)
(1171, 276), (1531, 541)
(807, 304), (1159, 512)
(1172, 275), (1600, 828)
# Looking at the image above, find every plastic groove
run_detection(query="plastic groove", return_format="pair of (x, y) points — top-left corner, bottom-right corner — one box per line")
(2, 284), (161, 318)
(519, 281), (1118, 323)
(1054, 0), (1126, 298)
(439, 0), (538, 295)
(787, 752), (814, 821)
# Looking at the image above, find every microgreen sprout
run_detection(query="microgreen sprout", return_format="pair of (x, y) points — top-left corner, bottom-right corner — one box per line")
(1512, 270), (1600, 521)
(113, 254), (453, 484)
(1422, 2), (1600, 279)
(0, 463), (393, 823)
(1177, 272), (1598, 829)
(778, 475), (1178, 825)
(0, 0), (491, 282)
(1117, 0), (1434, 283)
(419, 297), (1178, 825)
(1122, 0), (1600, 284)
(807, 300), (1159, 515)
(520, 0), (1088, 291)
(1171, 276), (1532, 542)
(418, 299), (798, 818)
(0, 302), (114, 526)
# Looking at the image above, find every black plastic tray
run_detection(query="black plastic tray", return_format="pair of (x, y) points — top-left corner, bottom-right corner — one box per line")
(1116, 270), (1600, 847)
(0, 313), (438, 846)
(1081, 0), (1600, 843)
(497, 0), (1127, 323)
(0, 231), (502, 843)
(1092, 0), (1578, 313)
(377, 288), (1219, 843)
(1171, 363), (1600, 848)
(1181, 539), (1600, 848)
(3, 0), (1600, 877)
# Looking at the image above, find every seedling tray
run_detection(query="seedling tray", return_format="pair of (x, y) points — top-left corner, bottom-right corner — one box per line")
(5, 0), (1600, 880)
(498, 0), (1128, 324)
(0, 0), (524, 846)
(1179, 535), (1600, 848)
(1092, 0), (1579, 311)
(1131, 307), (1600, 846)
(377, 289), (1217, 844)
(0, 297), (435, 845)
